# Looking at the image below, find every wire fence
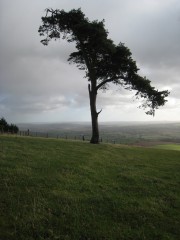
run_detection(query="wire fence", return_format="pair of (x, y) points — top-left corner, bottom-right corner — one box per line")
(0, 130), (118, 144)
(3, 129), (168, 145)
(19, 130), (92, 142)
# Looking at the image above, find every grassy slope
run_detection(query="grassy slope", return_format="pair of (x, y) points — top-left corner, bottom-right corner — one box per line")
(0, 136), (180, 240)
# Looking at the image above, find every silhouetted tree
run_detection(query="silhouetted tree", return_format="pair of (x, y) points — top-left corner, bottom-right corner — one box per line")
(9, 124), (19, 134)
(0, 117), (8, 132)
(39, 8), (169, 144)
(0, 117), (19, 133)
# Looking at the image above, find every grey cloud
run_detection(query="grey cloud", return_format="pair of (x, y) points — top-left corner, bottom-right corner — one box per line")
(0, 0), (180, 122)
(107, 0), (180, 79)
(0, 94), (73, 114)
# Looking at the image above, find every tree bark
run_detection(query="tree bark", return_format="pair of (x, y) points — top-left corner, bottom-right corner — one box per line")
(88, 84), (100, 144)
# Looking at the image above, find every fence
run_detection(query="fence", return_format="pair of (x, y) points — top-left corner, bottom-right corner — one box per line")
(0, 129), (124, 144)
(18, 130), (91, 141)
(1, 130), (118, 144)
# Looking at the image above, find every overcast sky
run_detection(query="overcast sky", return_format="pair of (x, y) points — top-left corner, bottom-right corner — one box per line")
(0, 0), (180, 123)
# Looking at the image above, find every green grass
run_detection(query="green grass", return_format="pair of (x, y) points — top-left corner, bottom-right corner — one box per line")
(153, 144), (180, 151)
(0, 135), (180, 240)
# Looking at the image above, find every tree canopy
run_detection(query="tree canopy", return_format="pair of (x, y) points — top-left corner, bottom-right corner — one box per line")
(39, 8), (169, 143)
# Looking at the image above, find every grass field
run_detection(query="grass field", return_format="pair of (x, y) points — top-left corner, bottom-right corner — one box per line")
(153, 144), (180, 151)
(0, 135), (180, 240)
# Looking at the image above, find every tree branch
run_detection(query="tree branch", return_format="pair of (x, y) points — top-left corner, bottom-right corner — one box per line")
(97, 109), (102, 115)
(78, 40), (96, 82)
(96, 76), (125, 90)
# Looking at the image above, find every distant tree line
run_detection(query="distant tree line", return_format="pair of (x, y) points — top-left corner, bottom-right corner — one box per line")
(0, 117), (19, 134)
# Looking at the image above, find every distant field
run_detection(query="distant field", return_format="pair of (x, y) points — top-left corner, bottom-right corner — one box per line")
(17, 121), (180, 145)
(0, 135), (180, 240)
(153, 144), (180, 151)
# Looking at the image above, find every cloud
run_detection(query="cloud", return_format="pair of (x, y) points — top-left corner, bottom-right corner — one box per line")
(0, 0), (180, 122)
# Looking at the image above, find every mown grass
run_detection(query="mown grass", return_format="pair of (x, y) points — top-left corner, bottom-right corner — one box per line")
(0, 135), (180, 240)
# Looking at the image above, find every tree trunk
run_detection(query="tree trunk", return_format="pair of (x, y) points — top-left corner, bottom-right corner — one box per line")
(88, 84), (99, 144)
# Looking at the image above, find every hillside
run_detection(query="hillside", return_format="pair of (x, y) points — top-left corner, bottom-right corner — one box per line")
(0, 135), (180, 240)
